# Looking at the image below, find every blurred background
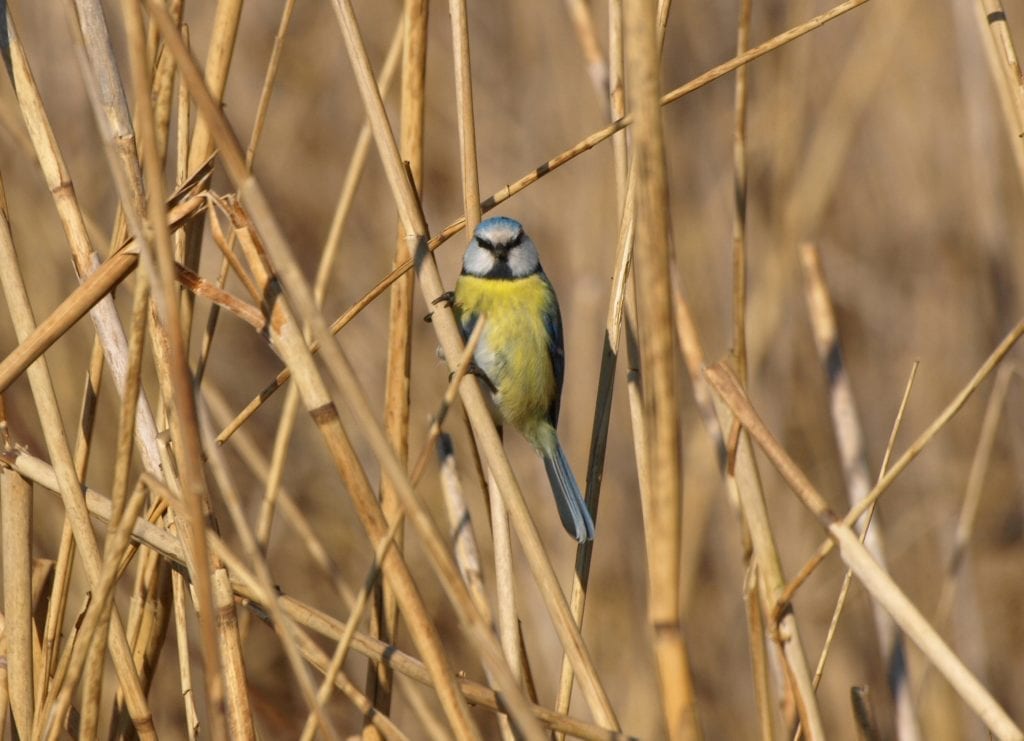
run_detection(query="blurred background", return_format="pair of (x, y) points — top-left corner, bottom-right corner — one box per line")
(1, 0), (1023, 738)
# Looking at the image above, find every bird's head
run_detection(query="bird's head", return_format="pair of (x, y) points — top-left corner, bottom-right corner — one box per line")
(461, 217), (541, 280)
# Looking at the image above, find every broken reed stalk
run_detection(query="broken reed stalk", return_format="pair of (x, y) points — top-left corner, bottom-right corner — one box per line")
(704, 363), (1023, 741)
(1, 469), (33, 738)
(972, 0), (1024, 183)
(799, 242), (919, 740)
(214, 0), (874, 446)
(0, 148), (156, 741)
(444, 1), (521, 738)
(801, 363), (917, 741)
(366, 1), (427, 727)
(624, 0), (699, 737)
(779, 314), (1024, 606)
(2, 448), (624, 741)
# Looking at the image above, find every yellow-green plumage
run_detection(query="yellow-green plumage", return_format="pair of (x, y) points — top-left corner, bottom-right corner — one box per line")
(453, 215), (594, 541)
(454, 273), (559, 453)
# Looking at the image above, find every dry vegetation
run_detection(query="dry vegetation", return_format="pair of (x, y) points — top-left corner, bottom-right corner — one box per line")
(0, 0), (1023, 739)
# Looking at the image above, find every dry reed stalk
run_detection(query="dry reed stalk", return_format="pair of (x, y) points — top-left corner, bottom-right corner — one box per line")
(245, 0), (297, 166)
(704, 376), (824, 736)
(366, 1), (428, 726)
(624, 0), (698, 737)
(215, 0), (874, 445)
(221, 195), (482, 736)
(933, 364), (1015, 630)
(807, 361), (917, 701)
(71, 340), (104, 481)
(437, 434), (490, 618)
(42, 478), (151, 741)
(800, 243), (919, 740)
(441, 4), (522, 737)
(150, 0), (614, 731)
(5, 448), (624, 739)
(120, 5), (243, 736)
(972, 0), (1024, 181)
(299, 515), (404, 741)
(732, 0), (751, 385)
(705, 363), (1024, 741)
(0, 187), (206, 394)
(555, 165), (635, 720)
(780, 314), (1024, 604)
(254, 22), (402, 566)
(196, 418), (337, 740)
(0, 180), (155, 738)
(1, 469), (34, 738)
(185, 0), (242, 177)
(1, 5), (162, 483)
(76, 261), (149, 738)
(172, 568), (200, 740)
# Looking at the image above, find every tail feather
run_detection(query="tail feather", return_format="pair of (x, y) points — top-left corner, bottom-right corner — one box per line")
(543, 442), (595, 542)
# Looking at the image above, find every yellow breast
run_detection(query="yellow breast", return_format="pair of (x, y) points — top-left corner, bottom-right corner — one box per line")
(454, 273), (559, 447)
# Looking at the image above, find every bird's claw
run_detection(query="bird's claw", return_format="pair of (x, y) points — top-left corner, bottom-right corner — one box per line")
(424, 291), (456, 322)
(449, 363), (497, 394)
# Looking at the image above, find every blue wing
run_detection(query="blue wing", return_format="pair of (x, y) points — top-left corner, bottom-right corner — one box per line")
(541, 274), (565, 427)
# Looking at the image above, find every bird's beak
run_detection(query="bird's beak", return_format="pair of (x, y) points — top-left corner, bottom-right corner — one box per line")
(492, 245), (510, 262)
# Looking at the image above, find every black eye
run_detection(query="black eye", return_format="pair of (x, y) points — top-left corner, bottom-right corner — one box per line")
(510, 232), (524, 247)
(477, 237), (494, 251)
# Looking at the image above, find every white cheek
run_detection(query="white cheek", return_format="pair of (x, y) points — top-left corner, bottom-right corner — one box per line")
(508, 249), (538, 277)
(463, 245), (494, 275)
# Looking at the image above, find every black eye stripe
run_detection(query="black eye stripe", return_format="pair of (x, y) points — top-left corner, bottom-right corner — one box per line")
(476, 231), (524, 252)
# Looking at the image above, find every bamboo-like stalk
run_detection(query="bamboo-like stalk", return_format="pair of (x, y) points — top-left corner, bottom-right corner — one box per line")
(444, 1), (519, 737)
(624, 0), (698, 737)
(8, 449), (630, 740)
(808, 363), (917, 704)
(119, 3), (242, 736)
(555, 165), (636, 721)
(42, 479), (151, 741)
(254, 22), (403, 569)
(76, 261), (150, 738)
(0, 173), (155, 740)
(245, 0), (297, 167)
(215, 0), (874, 445)
(367, 1), (428, 726)
(799, 243), (919, 740)
(972, 0), (1024, 182)
(4, 1), (162, 481)
(780, 315), (1024, 603)
(300, 515), (404, 741)
(705, 363), (1024, 741)
(731, 0), (751, 385)
(933, 365), (1015, 631)
(149, 2), (614, 732)
(1, 469), (34, 739)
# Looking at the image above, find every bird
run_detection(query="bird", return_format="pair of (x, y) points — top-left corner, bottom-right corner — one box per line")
(451, 216), (595, 542)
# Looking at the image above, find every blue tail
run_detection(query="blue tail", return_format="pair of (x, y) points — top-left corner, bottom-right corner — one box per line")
(543, 441), (595, 542)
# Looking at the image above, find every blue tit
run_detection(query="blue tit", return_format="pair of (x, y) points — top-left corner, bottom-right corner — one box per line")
(453, 216), (595, 542)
